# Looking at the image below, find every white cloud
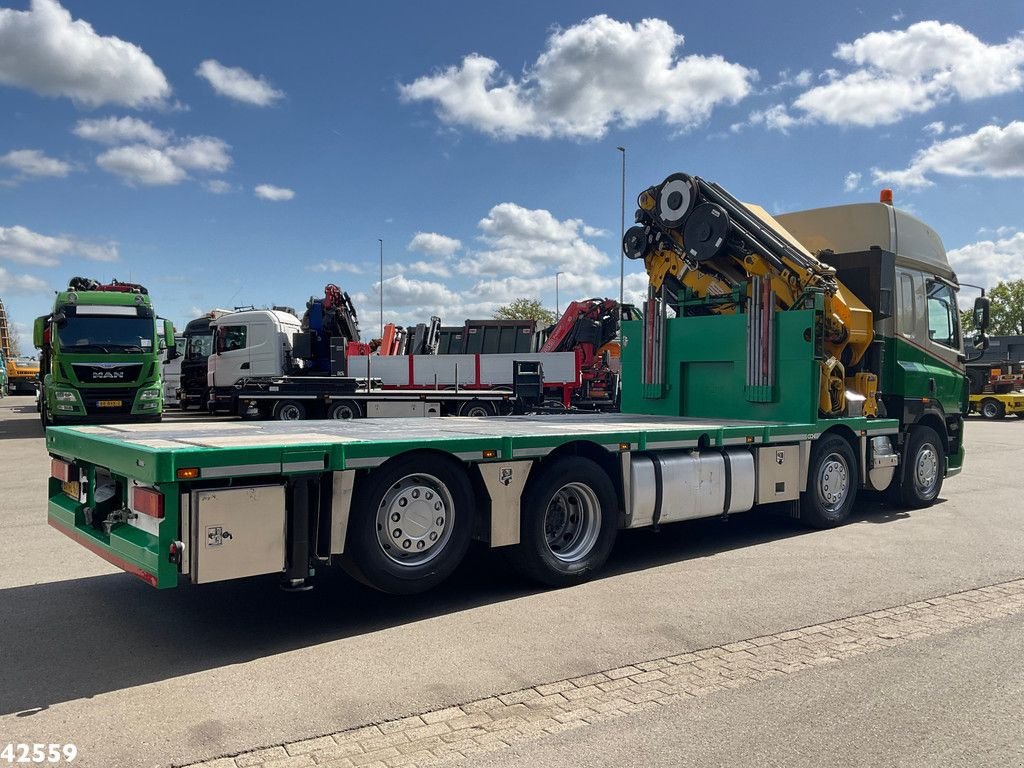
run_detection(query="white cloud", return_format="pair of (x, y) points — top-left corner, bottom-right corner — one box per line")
(196, 59), (284, 106)
(948, 230), (1024, 290)
(307, 260), (364, 274)
(73, 116), (168, 146)
(789, 22), (1024, 127)
(96, 144), (187, 185)
(0, 224), (118, 266)
(0, 0), (170, 108)
(408, 232), (461, 257)
(923, 121), (945, 136)
(456, 202), (609, 277)
(0, 148), (73, 177)
(165, 136), (231, 172)
(745, 104), (809, 134)
(872, 121), (1024, 188)
(94, 135), (231, 185)
(376, 274), (459, 307)
(254, 184), (295, 201)
(400, 15), (755, 139)
(0, 266), (49, 294)
(408, 260), (451, 278)
(203, 179), (234, 194)
(843, 171), (862, 192)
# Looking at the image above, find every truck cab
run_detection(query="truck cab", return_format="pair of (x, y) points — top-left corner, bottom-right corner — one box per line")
(34, 284), (176, 426)
(207, 309), (302, 391)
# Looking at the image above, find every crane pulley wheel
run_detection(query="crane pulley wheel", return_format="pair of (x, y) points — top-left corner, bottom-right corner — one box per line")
(623, 226), (651, 261)
(655, 173), (698, 230)
(682, 203), (731, 263)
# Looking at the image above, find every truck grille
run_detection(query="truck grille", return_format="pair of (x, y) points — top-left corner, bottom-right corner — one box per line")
(72, 363), (144, 384)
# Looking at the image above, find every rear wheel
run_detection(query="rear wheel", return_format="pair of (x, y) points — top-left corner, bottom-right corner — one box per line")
(800, 434), (858, 528)
(328, 400), (362, 420)
(273, 400), (306, 420)
(980, 398), (1005, 420)
(891, 425), (944, 509)
(341, 454), (474, 594)
(505, 456), (618, 587)
(458, 399), (496, 417)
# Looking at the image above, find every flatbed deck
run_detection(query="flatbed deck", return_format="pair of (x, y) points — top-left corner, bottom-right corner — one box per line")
(46, 413), (898, 484)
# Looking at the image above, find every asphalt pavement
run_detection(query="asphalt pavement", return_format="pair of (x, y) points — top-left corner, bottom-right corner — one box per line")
(1, 394), (1022, 768)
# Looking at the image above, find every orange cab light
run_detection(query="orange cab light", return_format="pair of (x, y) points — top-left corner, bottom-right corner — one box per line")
(879, 189), (893, 205)
(481, 449), (498, 459)
(176, 467), (200, 480)
(51, 458), (74, 483)
(132, 487), (164, 519)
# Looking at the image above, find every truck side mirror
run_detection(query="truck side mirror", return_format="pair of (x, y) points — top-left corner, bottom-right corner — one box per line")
(973, 296), (990, 332)
(163, 320), (179, 360)
(33, 316), (46, 347)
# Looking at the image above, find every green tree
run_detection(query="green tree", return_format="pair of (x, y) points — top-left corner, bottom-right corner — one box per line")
(493, 298), (556, 327)
(986, 280), (1024, 335)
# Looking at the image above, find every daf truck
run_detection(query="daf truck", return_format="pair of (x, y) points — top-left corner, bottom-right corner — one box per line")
(34, 278), (177, 426)
(44, 174), (988, 595)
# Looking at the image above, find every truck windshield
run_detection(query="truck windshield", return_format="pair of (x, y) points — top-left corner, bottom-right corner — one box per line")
(57, 316), (155, 353)
(185, 332), (214, 360)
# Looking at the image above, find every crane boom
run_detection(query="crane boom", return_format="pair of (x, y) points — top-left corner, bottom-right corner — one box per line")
(624, 172), (877, 417)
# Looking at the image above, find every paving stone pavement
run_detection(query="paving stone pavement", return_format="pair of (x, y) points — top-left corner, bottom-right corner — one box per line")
(179, 578), (1024, 768)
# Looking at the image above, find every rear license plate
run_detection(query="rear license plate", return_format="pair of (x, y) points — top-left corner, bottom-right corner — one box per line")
(98, 399), (123, 407)
(62, 480), (80, 500)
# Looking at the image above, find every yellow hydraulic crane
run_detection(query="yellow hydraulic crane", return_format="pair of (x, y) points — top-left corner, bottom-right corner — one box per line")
(623, 173), (877, 417)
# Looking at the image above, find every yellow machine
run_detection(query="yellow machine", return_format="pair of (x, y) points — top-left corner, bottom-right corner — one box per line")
(623, 173), (878, 417)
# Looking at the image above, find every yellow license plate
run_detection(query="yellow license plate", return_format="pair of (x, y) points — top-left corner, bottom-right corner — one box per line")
(62, 480), (80, 499)
(98, 399), (123, 407)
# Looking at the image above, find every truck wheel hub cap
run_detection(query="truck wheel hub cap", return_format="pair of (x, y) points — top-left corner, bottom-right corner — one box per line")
(915, 447), (938, 492)
(818, 455), (850, 512)
(544, 482), (601, 564)
(377, 474), (453, 566)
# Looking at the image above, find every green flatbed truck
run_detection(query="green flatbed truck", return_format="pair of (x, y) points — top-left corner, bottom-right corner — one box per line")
(44, 174), (990, 594)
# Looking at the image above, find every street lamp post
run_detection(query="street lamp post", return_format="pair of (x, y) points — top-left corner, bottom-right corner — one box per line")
(617, 146), (626, 316)
(555, 271), (565, 317)
(378, 238), (383, 337)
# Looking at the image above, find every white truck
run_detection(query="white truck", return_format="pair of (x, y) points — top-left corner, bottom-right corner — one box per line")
(206, 309), (560, 419)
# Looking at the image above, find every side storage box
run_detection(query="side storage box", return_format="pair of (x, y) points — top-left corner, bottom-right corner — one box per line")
(190, 485), (286, 584)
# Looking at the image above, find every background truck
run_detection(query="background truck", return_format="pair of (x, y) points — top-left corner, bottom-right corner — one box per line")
(34, 277), (177, 426)
(161, 332), (186, 407)
(178, 310), (230, 410)
(962, 335), (1024, 418)
(44, 172), (989, 596)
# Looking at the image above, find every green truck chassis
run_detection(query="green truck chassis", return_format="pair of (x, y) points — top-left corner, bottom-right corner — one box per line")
(47, 412), (905, 593)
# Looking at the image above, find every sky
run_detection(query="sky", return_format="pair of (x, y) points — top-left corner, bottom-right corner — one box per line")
(2, 0), (1024, 353)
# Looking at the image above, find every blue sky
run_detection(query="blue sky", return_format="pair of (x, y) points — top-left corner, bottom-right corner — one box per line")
(2, 0), (1023, 352)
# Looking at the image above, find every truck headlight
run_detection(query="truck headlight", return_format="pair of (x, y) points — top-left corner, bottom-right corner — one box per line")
(55, 390), (78, 402)
(140, 389), (161, 401)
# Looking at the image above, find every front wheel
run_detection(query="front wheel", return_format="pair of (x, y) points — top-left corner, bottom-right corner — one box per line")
(891, 425), (944, 509)
(341, 454), (474, 594)
(800, 433), (858, 528)
(505, 456), (618, 587)
(328, 400), (362, 420)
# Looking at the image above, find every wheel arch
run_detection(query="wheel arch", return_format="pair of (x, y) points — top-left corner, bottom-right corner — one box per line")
(544, 440), (623, 511)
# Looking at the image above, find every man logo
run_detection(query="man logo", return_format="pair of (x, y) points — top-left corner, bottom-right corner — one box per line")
(499, 467), (513, 486)
(93, 370), (125, 380)
(776, 450), (785, 465)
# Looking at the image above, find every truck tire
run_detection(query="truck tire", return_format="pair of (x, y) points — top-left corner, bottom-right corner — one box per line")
(800, 433), (858, 528)
(980, 398), (1005, 420)
(505, 456), (618, 587)
(273, 400), (306, 420)
(328, 400), (362, 420)
(458, 399), (496, 417)
(341, 453), (474, 594)
(891, 425), (944, 509)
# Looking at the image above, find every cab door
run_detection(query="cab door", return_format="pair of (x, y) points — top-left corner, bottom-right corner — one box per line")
(213, 323), (251, 386)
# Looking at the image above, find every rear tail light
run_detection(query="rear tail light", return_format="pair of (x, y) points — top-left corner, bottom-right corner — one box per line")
(51, 458), (74, 482)
(132, 487), (165, 519)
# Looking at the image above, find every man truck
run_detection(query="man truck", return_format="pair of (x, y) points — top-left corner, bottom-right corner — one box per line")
(34, 277), (177, 426)
(44, 174), (987, 595)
